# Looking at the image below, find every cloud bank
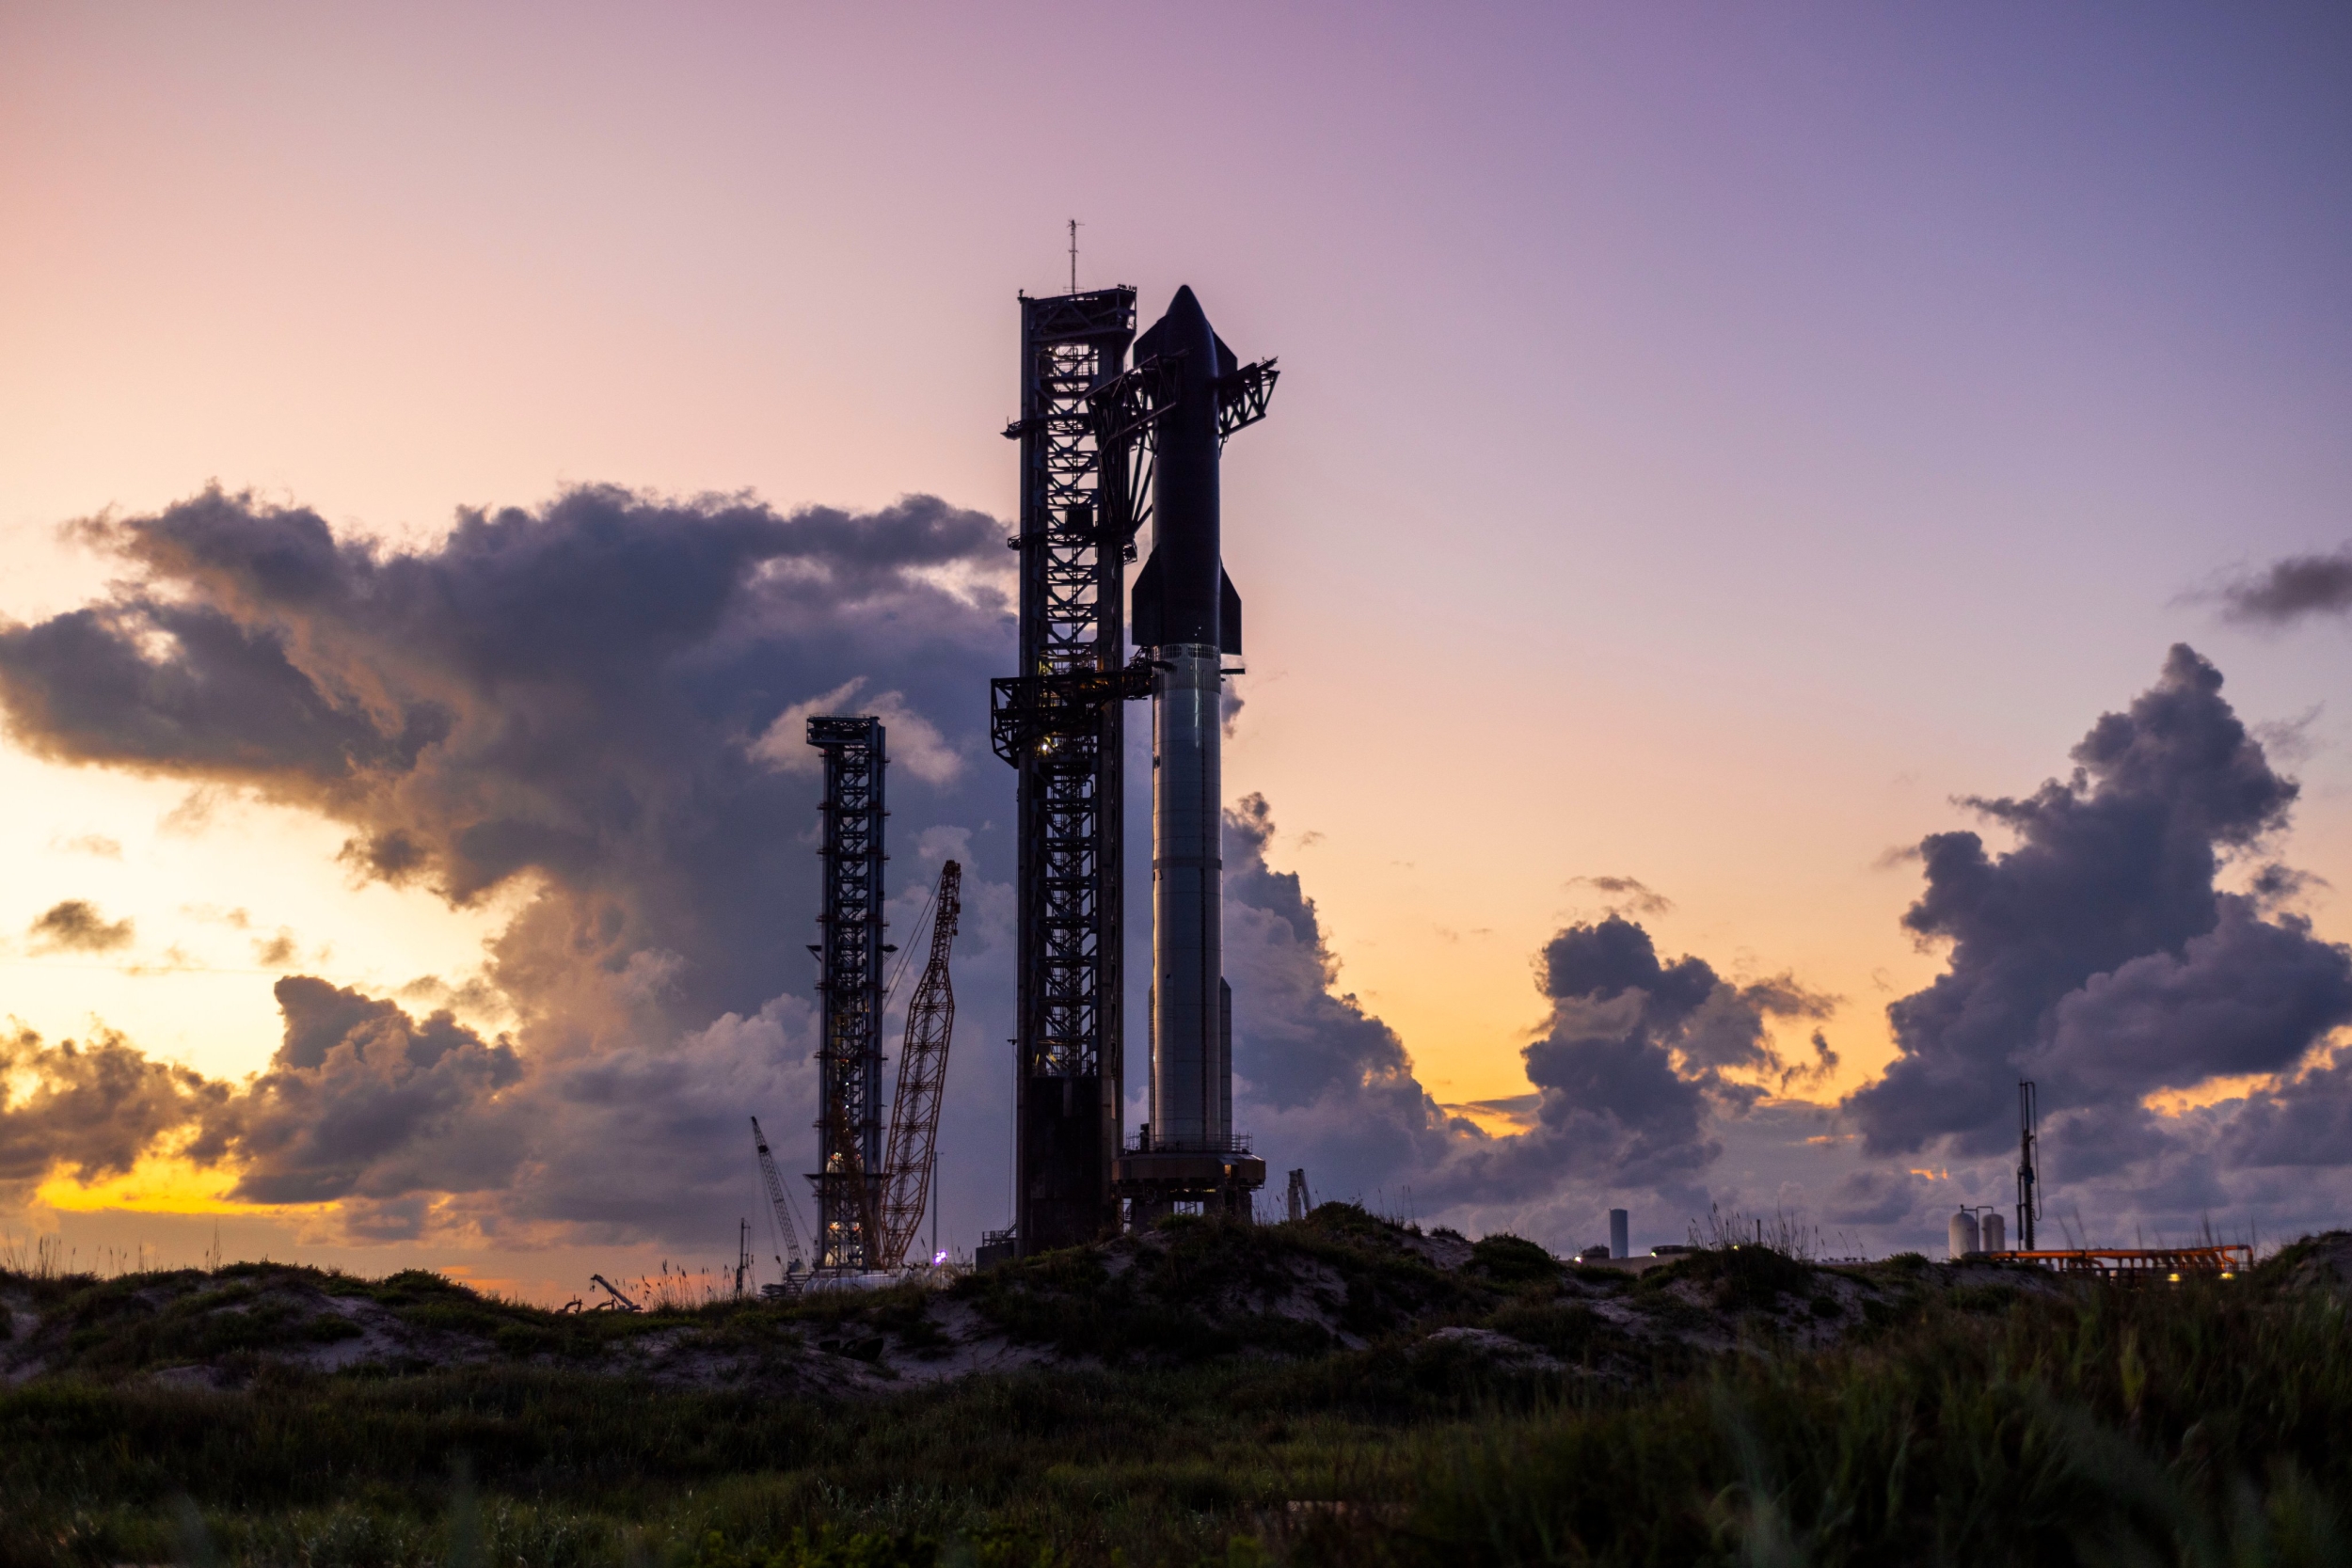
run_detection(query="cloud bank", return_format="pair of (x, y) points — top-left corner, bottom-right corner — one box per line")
(3, 488), (2348, 1260)
(0, 484), (1013, 1245)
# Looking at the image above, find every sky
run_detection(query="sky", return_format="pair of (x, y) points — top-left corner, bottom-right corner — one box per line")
(3, 3), (2350, 1299)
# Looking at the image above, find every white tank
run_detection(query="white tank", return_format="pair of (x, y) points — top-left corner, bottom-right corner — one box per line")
(1948, 1209), (1980, 1259)
(1979, 1211), (2005, 1254)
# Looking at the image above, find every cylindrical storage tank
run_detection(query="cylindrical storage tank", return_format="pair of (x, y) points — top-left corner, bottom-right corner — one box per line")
(1948, 1209), (1980, 1259)
(1609, 1209), (1629, 1259)
(1979, 1211), (2005, 1254)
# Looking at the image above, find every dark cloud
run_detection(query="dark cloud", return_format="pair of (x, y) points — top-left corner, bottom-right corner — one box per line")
(1218, 796), (1856, 1229)
(0, 1026), (225, 1205)
(1519, 921), (1830, 1178)
(1844, 645), (2347, 1154)
(1565, 875), (1675, 917)
(2216, 547), (2352, 626)
(2040, 899), (2352, 1100)
(2221, 1052), (2352, 1171)
(0, 484), (1007, 1029)
(27, 899), (135, 953)
(0, 483), (1021, 1246)
(1822, 1167), (1936, 1227)
(192, 978), (524, 1207)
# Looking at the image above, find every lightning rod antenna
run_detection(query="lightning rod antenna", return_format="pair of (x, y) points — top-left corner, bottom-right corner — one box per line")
(1068, 218), (1080, 293)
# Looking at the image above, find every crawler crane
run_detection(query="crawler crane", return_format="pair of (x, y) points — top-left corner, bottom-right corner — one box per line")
(750, 1116), (810, 1296)
(878, 861), (961, 1267)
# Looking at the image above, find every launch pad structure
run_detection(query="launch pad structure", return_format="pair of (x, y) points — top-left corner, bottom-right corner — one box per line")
(991, 289), (1145, 1254)
(992, 282), (1276, 1252)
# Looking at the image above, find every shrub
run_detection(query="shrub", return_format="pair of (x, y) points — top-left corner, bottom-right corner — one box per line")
(1466, 1235), (1558, 1285)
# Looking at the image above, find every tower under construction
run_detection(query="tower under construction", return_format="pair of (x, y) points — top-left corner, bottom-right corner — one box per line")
(808, 714), (886, 1270)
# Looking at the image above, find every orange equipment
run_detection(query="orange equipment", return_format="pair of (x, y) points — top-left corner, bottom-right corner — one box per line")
(1984, 1244), (2251, 1281)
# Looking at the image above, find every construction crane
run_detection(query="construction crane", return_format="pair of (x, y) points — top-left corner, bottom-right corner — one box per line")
(878, 860), (961, 1267)
(750, 1116), (810, 1291)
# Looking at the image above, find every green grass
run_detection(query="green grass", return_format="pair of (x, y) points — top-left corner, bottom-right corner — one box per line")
(2, 1224), (2348, 1566)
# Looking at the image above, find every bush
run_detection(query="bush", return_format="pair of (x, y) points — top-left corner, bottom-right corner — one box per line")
(1467, 1235), (1558, 1285)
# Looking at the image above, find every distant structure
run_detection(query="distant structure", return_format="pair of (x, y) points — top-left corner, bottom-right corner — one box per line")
(1948, 1208), (1979, 1259)
(808, 715), (887, 1271)
(1286, 1168), (1311, 1222)
(750, 1116), (809, 1291)
(2016, 1079), (2041, 1252)
(1609, 1209), (1629, 1260)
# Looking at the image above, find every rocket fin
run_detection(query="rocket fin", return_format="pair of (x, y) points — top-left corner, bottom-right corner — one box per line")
(1133, 548), (1164, 649)
(1213, 332), (1239, 380)
(1219, 568), (1242, 657)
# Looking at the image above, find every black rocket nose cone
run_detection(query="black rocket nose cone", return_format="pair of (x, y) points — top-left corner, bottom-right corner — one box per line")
(1165, 284), (1208, 329)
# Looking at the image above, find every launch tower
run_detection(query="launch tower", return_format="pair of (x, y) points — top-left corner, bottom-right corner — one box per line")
(808, 715), (886, 1270)
(992, 280), (1278, 1243)
(991, 289), (1143, 1254)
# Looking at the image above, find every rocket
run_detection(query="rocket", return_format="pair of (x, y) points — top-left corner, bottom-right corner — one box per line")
(1131, 285), (1246, 1153)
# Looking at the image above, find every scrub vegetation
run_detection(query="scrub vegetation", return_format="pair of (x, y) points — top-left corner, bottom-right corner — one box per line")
(2, 1212), (2347, 1567)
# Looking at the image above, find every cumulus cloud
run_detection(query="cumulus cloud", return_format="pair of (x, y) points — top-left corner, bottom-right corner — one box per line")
(191, 977), (524, 1207)
(1215, 790), (1853, 1235)
(0, 1025), (226, 1206)
(1425, 918), (1836, 1203)
(27, 899), (135, 953)
(0, 483), (1019, 1246)
(2216, 546), (2352, 626)
(1818, 643), (2352, 1250)
(1845, 644), (2348, 1154)
(17, 487), (2345, 1262)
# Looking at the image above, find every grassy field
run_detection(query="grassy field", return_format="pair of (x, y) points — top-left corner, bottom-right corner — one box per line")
(2, 1219), (2347, 1567)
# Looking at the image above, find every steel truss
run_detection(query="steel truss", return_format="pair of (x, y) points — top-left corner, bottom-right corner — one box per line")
(807, 715), (886, 1272)
(993, 288), (1137, 1255)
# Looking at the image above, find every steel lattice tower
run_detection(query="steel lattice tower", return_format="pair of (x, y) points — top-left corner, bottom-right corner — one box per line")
(807, 715), (886, 1271)
(989, 288), (1139, 1254)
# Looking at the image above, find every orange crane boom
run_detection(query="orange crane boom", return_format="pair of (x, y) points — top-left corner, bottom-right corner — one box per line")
(879, 860), (961, 1267)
